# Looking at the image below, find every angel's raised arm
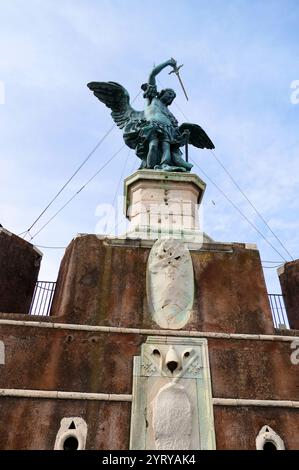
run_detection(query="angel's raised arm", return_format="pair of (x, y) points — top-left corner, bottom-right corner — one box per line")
(148, 58), (177, 87)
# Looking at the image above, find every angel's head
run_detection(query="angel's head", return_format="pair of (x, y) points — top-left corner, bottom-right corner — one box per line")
(158, 88), (176, 106)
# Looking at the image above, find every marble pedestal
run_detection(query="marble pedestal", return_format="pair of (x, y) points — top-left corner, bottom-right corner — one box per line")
(124, 170), (208, 242)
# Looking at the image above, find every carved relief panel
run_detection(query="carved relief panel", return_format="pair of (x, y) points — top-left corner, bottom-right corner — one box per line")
(130, 336), (215, 450)
(147, 238), (194, 329)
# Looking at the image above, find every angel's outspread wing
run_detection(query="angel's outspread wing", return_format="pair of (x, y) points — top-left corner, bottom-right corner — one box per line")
(87, 81), (144, 129)
(179, 123), (215, 149)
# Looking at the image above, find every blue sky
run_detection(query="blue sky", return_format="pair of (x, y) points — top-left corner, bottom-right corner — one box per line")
(0, 0), (298, 293)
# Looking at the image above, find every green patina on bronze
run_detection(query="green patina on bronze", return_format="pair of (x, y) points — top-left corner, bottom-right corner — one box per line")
(87, 59), (215, 173)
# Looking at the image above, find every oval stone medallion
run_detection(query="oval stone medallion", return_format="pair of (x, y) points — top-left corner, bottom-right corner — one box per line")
(147, 238), (194, 329)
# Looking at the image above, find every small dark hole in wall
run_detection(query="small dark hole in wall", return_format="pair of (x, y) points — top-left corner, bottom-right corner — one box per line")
(184, 352), (190, 358)
(89, 336), (98, 343)
(263, 441), (277, 451)
(153, 349), (160, 356)
(63, 436), (79, 451)
(69, 421), (76, 429)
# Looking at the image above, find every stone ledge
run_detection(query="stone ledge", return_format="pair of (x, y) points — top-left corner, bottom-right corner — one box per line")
(213, 398), (299, 408)
(0, 388), (132, 402)
(0, 389), (298, 408)
(103, 237), (244, 253)
(0, 228), (12, 237)
(0, 318), (297, 341)
(71, 235), (262, 255)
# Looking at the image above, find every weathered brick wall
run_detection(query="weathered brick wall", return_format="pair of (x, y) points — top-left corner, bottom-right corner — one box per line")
(0, 229), (42, 314)
(0, 235), (297, 449)
(279, 260), (299, 330)
(51, 236), (273, 334)
(0, 322), (298, 449)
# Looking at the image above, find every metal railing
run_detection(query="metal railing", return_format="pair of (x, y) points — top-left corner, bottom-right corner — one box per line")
(268, 294), (289, 329)
(29, 281), (56, 316)
(28, 281), (289, 328)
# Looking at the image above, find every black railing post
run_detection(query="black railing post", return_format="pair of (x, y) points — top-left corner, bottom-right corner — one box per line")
(268, 294), (289, 329)
(29, 281), (56, 316)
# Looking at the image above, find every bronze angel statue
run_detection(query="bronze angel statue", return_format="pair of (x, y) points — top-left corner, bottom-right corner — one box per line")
(87, 58), (214, 172)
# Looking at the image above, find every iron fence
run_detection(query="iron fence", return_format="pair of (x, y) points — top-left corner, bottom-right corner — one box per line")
(28, 281), (289, 328)
(29, 281), (56, 316)
(268, 294), (289, 329)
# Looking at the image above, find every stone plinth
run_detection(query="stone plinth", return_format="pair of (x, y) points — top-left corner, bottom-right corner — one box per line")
(278, 260), (299, 330)
(124, 170), (206, 242)
(0, 227), (42, 314)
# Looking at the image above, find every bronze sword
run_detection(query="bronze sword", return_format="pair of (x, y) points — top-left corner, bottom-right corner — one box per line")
(169, 59), (189, 101)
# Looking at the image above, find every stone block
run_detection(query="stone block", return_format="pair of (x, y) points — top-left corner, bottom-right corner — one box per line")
(123, 170), (206, 241)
